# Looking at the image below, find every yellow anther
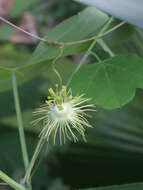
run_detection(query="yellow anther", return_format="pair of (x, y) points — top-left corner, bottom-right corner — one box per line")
(45, 100), (53, 105)
(61, 85), (67, 96)
(49, 88), (55, 97)
(58, 104), (64, 110)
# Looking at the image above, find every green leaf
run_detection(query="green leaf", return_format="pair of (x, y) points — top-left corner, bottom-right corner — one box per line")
(113, 27), (143, 58)
(70, 54), (143, 109)
(102, 21), (135, 48)
(30, 7), (109, 65)
(74, 0), (143, 29)
(0, 45), (53, 93)
(0, 7), (109, 93)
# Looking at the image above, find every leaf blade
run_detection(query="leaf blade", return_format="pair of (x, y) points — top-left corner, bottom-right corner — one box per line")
(70, 54), (143, 109)
(30, 7), (109, 64)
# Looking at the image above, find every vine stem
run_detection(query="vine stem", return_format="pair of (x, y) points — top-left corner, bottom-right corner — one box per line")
(12, 72), (32, 190)
(97, 39), (115, 57)
(0, 170), (24, 190)
(0, 16), (125, 46)
(23, 134), (45, 184)
(12, 72), (29, 170)
(90, 51), (102, 62)
(67, 16), (114, 86)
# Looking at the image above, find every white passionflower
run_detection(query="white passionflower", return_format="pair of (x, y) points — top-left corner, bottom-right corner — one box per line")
(33, 85), (95, 144)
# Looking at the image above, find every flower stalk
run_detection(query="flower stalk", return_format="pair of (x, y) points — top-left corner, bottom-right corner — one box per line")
(23, 133), (45, 184)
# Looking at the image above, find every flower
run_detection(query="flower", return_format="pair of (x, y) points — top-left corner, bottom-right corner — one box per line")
(33, 85), (95, 145)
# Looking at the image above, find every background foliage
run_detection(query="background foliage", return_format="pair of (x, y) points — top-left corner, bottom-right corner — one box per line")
(0, 0), (143, 190)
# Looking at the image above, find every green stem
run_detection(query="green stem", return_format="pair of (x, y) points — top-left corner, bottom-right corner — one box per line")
(97, 39), (115, 57)
(67, 16), (114, 86)
(23, 134), (45, 184)
(90, 51), (102, 62)
(12, 72), (29, 170)
(0, 170), (24, 190)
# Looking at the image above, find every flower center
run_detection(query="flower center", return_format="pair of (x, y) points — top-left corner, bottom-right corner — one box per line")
(54, 102), (73, 119)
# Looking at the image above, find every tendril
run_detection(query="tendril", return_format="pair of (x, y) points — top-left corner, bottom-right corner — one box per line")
(52, 45), (64, 86)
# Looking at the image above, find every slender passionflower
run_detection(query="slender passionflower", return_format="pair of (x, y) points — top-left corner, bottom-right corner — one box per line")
(33, 85), (95, 144)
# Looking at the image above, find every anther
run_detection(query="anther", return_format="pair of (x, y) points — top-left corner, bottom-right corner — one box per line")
(45, 100), (53, 105)
(49, 88), (55, 97)
(62, 85), (67, 96)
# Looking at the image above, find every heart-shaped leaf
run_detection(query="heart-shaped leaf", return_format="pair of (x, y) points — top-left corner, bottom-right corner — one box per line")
(70, 54), (143, 109)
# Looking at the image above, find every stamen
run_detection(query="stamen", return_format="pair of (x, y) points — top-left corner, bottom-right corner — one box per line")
(55, 96), (62, 104)
(49, 88), (55, 97)
(61, 85), (67, 97)
(45, 100), (53, 105)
